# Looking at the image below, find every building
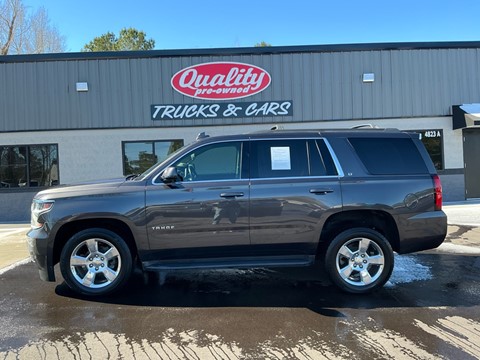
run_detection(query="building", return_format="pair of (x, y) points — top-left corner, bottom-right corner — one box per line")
(1, 42), (480, 221)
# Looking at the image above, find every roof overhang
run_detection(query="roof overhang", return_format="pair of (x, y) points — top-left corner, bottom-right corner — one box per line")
(452, 104), (480, 130)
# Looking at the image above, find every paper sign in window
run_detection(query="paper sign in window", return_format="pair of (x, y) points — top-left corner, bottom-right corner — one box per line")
(271, 147), (291, 170)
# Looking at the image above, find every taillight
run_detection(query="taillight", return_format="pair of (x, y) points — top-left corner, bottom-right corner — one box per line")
(432, 175), (442, 211)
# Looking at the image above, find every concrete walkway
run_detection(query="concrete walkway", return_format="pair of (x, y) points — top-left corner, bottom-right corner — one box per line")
(0, 224), (31, 272)
(1, 201), (479, 271)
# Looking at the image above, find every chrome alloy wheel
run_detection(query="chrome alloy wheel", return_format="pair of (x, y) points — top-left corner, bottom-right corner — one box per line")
(69, 238), (122, 289)
(335, 237), (385, 287)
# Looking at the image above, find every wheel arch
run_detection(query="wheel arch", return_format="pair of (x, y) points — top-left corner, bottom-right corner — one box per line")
(317, 210), (400, 257)
(53, 218), (138, 266)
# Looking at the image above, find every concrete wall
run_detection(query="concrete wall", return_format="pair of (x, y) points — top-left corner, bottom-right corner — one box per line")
(1, 191), (36, 222)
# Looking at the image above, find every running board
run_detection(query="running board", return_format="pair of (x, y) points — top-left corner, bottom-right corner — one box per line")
(143, 256), (315, 272)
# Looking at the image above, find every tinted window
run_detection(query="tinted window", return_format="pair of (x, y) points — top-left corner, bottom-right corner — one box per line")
(349, 137), (428, 175)
(0, 144), (58, 188)
(251, 140), (309, 178)
(173, 141), (243, 181)
(309, 140), (338, 176)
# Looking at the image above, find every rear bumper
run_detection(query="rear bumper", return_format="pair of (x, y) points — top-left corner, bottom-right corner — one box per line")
(27, 228), (55, 282)
(397, 210), (448, 254)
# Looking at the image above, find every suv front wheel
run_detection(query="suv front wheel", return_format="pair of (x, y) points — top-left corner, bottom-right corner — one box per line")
(60, 228), (133, 296)
(325, 228), (394, 294)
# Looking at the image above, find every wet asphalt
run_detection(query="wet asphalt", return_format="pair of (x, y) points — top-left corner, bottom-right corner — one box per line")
(1, 252), (480, 359)
(2, 202), (480, 359)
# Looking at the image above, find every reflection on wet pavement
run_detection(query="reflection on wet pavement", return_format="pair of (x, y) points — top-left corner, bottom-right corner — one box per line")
(2, 315), (479, 359)
(1, 253), (479, 359)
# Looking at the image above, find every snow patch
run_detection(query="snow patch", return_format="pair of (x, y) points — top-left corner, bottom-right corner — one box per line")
(385, 255), (432, 287)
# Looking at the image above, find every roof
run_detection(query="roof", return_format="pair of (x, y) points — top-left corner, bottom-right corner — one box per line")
(1, 41), (480, 64)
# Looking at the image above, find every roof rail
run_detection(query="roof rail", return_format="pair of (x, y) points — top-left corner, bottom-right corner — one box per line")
(196, 132), (210, 140)
(350, 124), (379, 129)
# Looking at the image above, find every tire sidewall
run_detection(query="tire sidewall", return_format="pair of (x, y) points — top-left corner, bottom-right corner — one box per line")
(60, 228), (132, 296)
(325, 228), (394, 294)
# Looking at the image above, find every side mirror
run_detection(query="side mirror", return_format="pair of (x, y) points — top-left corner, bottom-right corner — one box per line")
(161, 166), (180, 183)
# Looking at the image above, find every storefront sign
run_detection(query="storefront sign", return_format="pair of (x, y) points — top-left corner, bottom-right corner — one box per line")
(151, 101), (293, 120)
(171, 62), (271, 100)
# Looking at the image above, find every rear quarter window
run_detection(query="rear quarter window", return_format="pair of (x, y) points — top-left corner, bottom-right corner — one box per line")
(348, 137), (428, 175)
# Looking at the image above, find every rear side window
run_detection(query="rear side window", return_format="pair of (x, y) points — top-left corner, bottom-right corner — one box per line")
(309, 140), (338, 176)
(251, 139), (337, 178)
(349, 137), (428, 175)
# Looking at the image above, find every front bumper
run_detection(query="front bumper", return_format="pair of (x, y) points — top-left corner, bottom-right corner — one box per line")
(27, 227), (55, 282)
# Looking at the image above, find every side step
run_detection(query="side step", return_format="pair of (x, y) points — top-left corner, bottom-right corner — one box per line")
(143, 255), (315, 272)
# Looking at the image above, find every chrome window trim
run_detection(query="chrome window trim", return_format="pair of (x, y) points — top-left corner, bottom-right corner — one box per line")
(250, 175), (341, 181)
(151, 136), (344, 186)
(322, 138), (345, 177)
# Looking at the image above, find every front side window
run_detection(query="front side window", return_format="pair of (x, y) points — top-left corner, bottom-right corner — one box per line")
(0, 144), (58, 188)
(172, 141), (243, 182)
(123, 140), (183, 175)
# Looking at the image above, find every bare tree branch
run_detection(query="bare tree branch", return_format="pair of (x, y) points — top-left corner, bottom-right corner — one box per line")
(0, 0), (65, 55)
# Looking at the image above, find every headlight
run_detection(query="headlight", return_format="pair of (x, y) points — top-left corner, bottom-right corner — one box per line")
(31, 199), (55, 229)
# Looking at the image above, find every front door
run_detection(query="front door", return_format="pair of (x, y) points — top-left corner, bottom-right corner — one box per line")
(464, 130), (480, 198)
(145, 140), (250, 260)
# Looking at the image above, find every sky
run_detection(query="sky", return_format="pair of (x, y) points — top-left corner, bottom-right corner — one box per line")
(22, 0), (480, 52)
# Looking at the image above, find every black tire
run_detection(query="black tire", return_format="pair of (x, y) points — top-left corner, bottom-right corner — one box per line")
(60, 228), (133, 296)
(325, 228), (394, 294)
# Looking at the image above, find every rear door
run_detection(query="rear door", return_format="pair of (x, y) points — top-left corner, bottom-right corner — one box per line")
(249, 138), (342, 257)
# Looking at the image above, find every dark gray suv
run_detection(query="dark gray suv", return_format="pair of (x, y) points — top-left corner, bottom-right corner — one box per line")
(27, 129), (447, 296)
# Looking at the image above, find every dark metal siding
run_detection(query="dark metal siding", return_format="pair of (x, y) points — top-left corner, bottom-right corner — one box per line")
(1, 47), (480, 131)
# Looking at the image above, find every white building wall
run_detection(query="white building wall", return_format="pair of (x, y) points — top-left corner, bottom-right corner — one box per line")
(0, 117), (463, 185)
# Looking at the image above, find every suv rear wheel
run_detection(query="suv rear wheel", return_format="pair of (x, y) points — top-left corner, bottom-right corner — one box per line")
(60, 228), (133, 296)
(325, 228), (394, 294)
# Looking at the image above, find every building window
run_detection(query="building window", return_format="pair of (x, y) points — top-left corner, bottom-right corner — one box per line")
(123, 140), (184, 175)
(414, 130), (444, 170)
(0, 144), (59, 189)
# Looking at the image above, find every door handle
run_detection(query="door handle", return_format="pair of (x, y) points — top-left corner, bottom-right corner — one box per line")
(220, 192), (244, 198)
(310, 189), (334, 195)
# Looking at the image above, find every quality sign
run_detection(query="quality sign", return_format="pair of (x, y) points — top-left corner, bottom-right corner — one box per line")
(171, 62), (271, 100)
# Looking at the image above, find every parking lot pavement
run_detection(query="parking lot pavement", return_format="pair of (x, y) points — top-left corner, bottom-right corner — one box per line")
(444, 200), (480, 227)
(437, 201), (480, 255)
(1, 204), (480, 359)
(1, 253), (480, 359)
(0, 224), (30, 272)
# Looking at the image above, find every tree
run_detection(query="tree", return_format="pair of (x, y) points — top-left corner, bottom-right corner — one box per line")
(0, 0), (66, 55)
(255, 41), (272, 47)
(82, 28), (155, 52)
